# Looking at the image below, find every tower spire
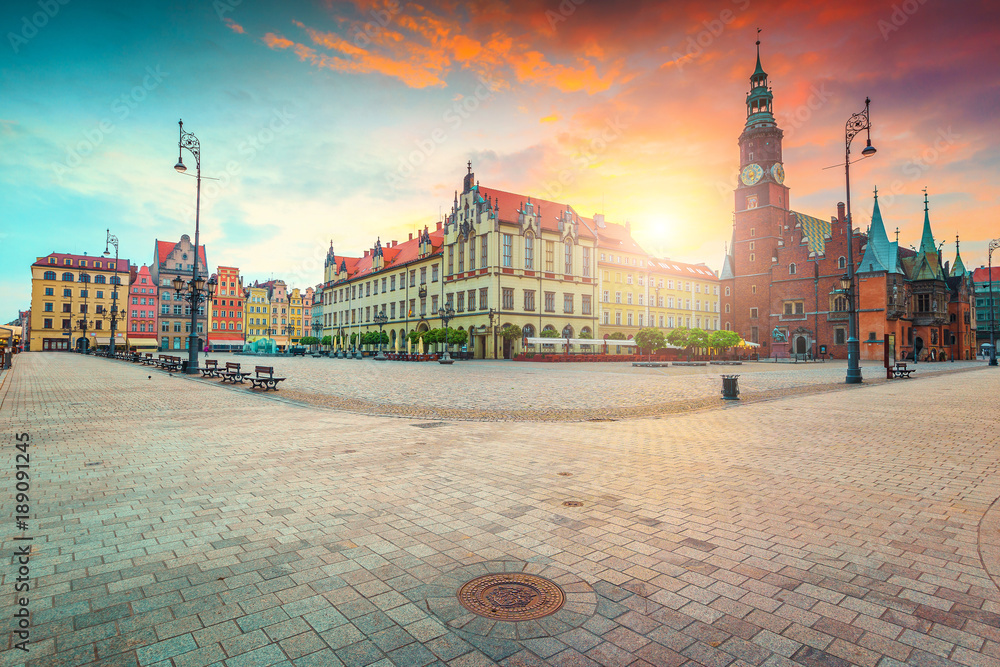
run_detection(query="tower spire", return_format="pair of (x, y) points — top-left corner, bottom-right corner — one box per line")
(745, 29), (774, 127)
(918, 187), (936, 255)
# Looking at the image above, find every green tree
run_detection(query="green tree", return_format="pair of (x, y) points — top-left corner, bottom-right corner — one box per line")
(634, 327), (666, 361)
(320, 335), (332, 348)
(607, 331), (626, 340)
(500, 324), (522, 341)
(707, 330), (741, 355)
(540, 329), (560, 338)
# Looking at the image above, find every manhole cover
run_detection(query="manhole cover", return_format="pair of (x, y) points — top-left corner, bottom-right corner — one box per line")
(457, 573), (565, 621)
(85, 462), (103, 467)
(557, 472), (573, 476)
(563, 500), (583, 507)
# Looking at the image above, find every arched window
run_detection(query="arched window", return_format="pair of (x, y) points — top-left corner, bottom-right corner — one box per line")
(522, 323), (535, 338)
(725, 304), (731, 313)
(79, 273), (90, 283)
(838, 256), (846, 269)
(789, 263), (797, 275)
(43, 271), (56, 280)
(524, 234), (534, 270)
(833, 295), (848, 312)
(725, 286), (730, 296)
(61, 272), (74, 281)
(581, 326), (592, 337)
(725, 321), (731, 331)
(562, 324), (574, 338)
(94, 275), (106, 284)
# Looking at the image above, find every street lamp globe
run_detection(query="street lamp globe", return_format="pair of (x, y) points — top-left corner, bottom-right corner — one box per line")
(174, 159), (187, 173)
(839, 274), (852, 291)
(861, 139), (877, 157)
(172, 275), (185, 293)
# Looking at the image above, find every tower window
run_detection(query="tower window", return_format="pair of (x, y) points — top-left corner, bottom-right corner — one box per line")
(749, 253), (755, 262)
(750, 228), (755, 237)
(751, 285), (757, 294)
(789, 263), (797, 275)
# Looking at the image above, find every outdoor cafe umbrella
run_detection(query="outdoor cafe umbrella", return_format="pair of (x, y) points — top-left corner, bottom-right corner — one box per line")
(407, 337), (412, 355)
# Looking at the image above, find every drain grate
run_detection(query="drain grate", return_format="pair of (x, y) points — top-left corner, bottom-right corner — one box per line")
(557, 472), (573, 477)
(586, 417), (617, 422)
(342, 450), (357, 454)
(85, 462), (103, 467)
(562, 500), (583, 507)
(412, 422), (446, 428)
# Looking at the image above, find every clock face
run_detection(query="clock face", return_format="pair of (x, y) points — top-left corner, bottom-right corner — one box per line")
(771, 163), (785, 184)
(740, 163), (764, 186)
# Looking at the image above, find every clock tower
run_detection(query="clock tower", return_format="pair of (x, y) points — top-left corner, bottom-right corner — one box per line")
(722, 37), (793, 344)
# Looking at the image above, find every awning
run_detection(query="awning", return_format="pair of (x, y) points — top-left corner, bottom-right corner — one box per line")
(92, 334), (128, 345)
(130, 340), (159, 349)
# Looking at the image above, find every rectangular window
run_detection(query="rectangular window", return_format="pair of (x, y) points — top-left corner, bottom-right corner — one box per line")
(458, 243), (465, 273)
(563, 293), (573, 314)
(468, 289), (476, 311)
(835, 328), (846, 345)
(524, 290), (535, 311)
(564, 243), (572, 274)
(659, 315), (664, 327)
(390, 276), (396, 291)
(603, 312), (609, 324)
(602, 290), (609, 303)
(628, 312), (634, 326)
(409, 299), (415, 316)
(582, 247), (591, 277)
(626, 293), (633, 305)
(410, 270), (416, 287)
(431, 265), (438, 282)
(544, 292), (555, 312)
(502, 234), (512, 268)
(390, 302), (396, 319)
(615, 312), (621, 325)
(431, 295), (438, 314)
(468, 239), (476, 271)
(750, 307), (758, 318)
(44, 318), (52, 329)
(615, 292), (621, 304)
(582, 294), (591, 315)
(502, 288), (514, 310)
(420, 267), (427, 284)
(545, 241), (554, 272)
(481, 235), (488, 268)
(456, 292), (465, 312)
(626, 274), (633, 285)
(480, 287), (488, 310)
(525, 236), (533, 269)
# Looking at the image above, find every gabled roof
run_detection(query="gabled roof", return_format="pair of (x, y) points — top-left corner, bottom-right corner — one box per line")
(478, 187), (597, 239)
(719, 253), (735, 281)
(155, 239), (207, 266)
(972, 267), (1000, 284)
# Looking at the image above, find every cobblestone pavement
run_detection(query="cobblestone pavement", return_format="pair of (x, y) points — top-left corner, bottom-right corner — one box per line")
(193, 354), (984, 421)
(2, 353), (1000, 667)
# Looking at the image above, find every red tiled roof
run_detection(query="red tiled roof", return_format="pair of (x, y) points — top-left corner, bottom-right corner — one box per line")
(33, 252), (130, 272)
(648, 258), (719, 279)
(596, 222), (646, 254)
(332, 228), (444, 283)
(972, 267), (1000, 283)
(155, 239), (207, 266)
(479, 187), (597, 239)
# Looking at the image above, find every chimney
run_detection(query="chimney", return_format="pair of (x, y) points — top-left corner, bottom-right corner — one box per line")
(408, 233), (413, 241)
(837, 202), (846, 222)
(392, 240), (397, 247)
(364, 250), (370, 258)
(436, 221), (442, 231)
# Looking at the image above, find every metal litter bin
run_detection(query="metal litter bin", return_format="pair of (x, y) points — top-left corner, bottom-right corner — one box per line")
(721, 374), (740, 400)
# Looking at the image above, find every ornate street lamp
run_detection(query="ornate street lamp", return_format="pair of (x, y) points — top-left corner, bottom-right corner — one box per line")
(989, 238), (1000, 366)
(438, 304), (456, 364)
(373, 310), (388, 360)
(173, 119), (208, 373)
(842, 97), (877, 384)
(488, 307), (499, 359)
(101, 230), (123, 358)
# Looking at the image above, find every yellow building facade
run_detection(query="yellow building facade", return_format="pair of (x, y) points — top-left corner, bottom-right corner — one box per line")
(320, 166), (600, 358)
(28, 252), (132, 352)
(243, 284), (271, 343)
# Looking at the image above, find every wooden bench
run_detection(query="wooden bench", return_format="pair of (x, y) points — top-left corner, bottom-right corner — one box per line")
(248, 365), (286, 391)
(161, 355), (182, 372)
(199, 359), (221, 378)
(140, 353), (156, 365)
(892, 362), (914, 378)
(219, 362), (247, 384)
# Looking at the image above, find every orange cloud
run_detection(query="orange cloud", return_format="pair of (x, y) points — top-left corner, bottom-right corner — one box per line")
(263, 33), (294, 50)
(224, 18), (245, 34)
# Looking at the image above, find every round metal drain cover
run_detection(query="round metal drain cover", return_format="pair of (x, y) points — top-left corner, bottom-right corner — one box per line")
(457, 573), (565, 621)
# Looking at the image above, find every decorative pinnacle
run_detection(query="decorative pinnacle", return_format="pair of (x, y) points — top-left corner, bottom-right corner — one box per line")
(873, 185), (878, 199)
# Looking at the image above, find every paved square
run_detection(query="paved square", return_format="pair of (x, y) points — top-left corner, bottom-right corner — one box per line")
(2, 354), (999, 667)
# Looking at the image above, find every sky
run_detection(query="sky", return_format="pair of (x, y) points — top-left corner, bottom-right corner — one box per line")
(2, 0), (998, 322)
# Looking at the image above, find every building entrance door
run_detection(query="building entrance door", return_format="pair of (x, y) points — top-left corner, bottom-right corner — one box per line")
(795, 337), (807, 355)
(914, 336), (924, 361)
(502, 337), (511, 359)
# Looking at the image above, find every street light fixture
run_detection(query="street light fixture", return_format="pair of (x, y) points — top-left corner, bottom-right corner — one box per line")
(102, 230), (123, 358)
(173, 119), (208, 374)
(989, 238), (1000, 366)
(438, 304), (456, 364)
(373, 310), (388, 360)
(842, 97), (877, 384)
(488, 307), (499, 359)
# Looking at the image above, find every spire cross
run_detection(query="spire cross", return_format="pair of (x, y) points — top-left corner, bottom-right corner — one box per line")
(873, 185), (878, 199)
(467, 160), (472, 174)
(923, 186), (929, 210)
(956, 234), (960, 252)
(895, 227), (899, 244)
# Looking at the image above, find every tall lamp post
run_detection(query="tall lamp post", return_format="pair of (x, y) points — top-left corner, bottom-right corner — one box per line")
(989, 238), (1000, 366)
(842, 97), (877, 384)
(173, 119), (207, 374)
(102, 230), (122, 357)
(438, 304), (455, 364)
(488, 307), (499, 359)
(373, 310), (388, 360)
(171, 273), (216, 369)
